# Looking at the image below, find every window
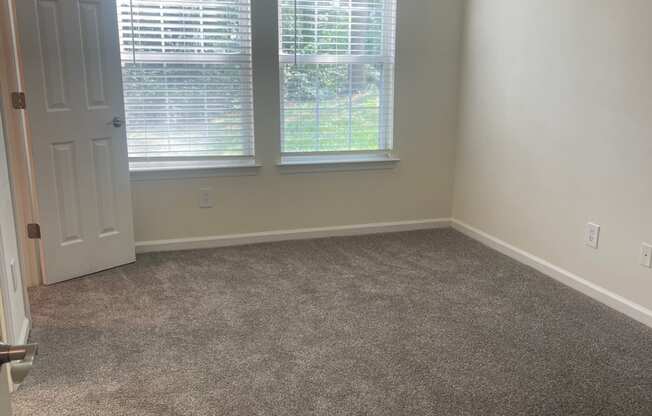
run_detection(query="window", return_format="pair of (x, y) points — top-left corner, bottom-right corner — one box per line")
(117, 0), (254, 170)
(279, 0), (397, 160)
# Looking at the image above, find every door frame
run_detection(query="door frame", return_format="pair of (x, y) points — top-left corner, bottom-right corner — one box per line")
(0, 0), (43, 289)
(0, 0), (35, 394)
(0, 94), (28, 396)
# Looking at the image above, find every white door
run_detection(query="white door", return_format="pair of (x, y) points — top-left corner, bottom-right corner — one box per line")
(16, 0), (135, 284)
(0, 114), (29, 344)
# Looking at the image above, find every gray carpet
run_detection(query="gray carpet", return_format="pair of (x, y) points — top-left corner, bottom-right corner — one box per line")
(12, 229), (652, 415)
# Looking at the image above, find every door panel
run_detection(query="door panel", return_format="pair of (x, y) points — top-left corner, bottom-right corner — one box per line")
(17, 0), (135, 284)
(79, 1), (108, 109)
(51, 141), (83, 245)
(92, 138), (119, 237)
(36, 0), (69, 112)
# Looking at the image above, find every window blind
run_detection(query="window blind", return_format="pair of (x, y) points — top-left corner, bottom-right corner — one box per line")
(279, 0), (396, 154)
(117, 0), (254, 162)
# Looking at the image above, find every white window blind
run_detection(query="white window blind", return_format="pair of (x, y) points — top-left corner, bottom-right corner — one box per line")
(117, 0), (254, 165)
(279, 0), (397, 155)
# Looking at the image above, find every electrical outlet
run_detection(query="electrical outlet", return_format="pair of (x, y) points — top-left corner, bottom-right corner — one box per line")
(641, 243), (652, 268)
(199, 188), (213, 209)
(585, 222), (601, 249)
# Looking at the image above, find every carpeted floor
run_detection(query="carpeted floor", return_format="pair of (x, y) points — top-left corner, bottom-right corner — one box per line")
(12, 229), (652, 415)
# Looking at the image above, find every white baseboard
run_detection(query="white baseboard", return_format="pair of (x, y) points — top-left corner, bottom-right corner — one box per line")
(136, 217), (652, 328)
(452, 219), (652, 329)
(136, 218), (452, 254)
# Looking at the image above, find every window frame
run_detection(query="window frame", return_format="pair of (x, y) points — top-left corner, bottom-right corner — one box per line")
(277, 0), (398, 164)
(117, 0), (257, 174)
(120, 0), (400, 179)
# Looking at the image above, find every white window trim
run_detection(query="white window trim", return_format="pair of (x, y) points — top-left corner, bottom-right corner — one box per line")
(129, 158), (261, 181)
(125, 0), (400, 177)
(119, 0), (255, 170)
(277, 151), (399, 174)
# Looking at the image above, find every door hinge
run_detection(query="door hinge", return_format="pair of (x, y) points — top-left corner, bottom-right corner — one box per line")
(11, 92), (26, 110)
(27, 223), (41, 240)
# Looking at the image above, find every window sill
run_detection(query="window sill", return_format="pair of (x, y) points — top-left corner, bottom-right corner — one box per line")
(277, 154), (400, 174)
(129, 160), (261, 181)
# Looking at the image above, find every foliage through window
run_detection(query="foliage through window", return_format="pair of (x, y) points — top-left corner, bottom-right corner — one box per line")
(279, 0), (397, 154)
(117, 0), (254, 164)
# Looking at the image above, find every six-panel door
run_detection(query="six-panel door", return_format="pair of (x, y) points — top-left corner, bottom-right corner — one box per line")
(16, 0), (135, 284)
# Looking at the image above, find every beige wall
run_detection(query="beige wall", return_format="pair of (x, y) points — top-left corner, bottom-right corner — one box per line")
(131, 0), (466, 242)
(454, 0), (652, 309)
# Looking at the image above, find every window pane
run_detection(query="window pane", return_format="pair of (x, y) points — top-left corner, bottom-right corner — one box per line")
(280, 0), (387, 56)
(117, 0), (254, 160)
(282, 63), (387, 153)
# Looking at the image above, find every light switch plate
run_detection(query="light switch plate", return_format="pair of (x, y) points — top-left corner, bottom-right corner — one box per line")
(641, 243), (652, 268)
(585, 223), (600, 249)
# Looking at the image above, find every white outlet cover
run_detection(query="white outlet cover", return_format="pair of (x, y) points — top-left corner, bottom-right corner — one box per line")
(199, 188), (213, 209)
(641, 243), (652, 268)
(585, 223), (600, 249)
